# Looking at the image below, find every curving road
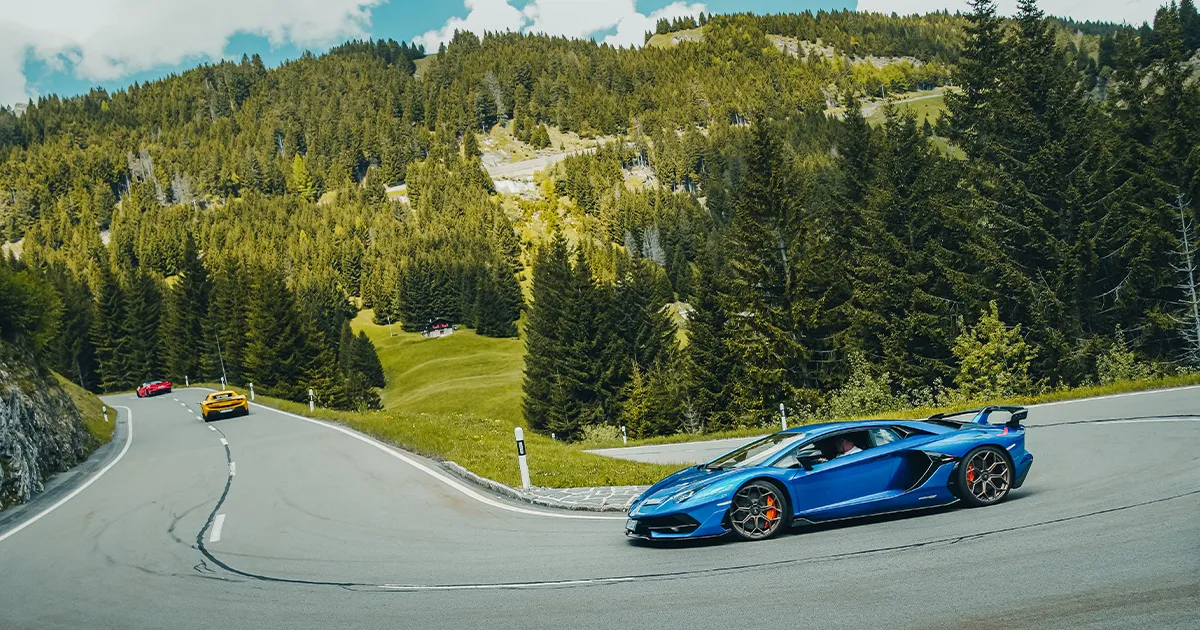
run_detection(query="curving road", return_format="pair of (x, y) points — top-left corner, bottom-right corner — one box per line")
(1, 388), (1198, 629)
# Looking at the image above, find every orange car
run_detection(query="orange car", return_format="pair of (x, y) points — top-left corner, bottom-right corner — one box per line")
(199, 390), (249, 422)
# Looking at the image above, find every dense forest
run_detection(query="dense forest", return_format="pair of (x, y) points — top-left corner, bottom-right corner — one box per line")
(2, 1), (1199, 430)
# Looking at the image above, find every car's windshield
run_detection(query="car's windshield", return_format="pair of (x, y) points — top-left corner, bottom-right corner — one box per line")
(706, 433), (807, 470)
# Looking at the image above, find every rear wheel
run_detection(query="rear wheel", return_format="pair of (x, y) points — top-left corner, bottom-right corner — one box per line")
(727, 481), (788, 541)
(955, 446), (1013, 507)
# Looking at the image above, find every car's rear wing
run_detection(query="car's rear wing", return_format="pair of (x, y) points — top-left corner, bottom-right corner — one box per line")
(927, 406), (1028, 429)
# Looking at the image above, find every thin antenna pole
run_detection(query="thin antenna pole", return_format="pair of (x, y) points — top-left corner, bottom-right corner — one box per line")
(215, 335), (228, 387)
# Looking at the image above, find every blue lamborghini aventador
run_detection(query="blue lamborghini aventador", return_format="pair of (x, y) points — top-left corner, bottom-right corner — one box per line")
(626, 406), (1034, 541)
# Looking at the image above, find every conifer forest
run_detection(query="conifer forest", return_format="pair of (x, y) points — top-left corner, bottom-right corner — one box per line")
(1, 1), (1198, 437)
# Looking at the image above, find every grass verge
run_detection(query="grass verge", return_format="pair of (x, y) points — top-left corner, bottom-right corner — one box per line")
(54, 373), (115, 454)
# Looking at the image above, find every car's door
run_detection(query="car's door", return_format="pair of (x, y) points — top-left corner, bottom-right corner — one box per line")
(780, 430), (909, 519)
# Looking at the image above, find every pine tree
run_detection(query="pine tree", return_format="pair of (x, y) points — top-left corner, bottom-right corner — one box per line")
(243, 268), (308, 399)
(523, 234), (572, 434)
(351, 330), (385, 388)
(162, 235), (210, 382)
(90, 264), (127, 392)
(288, 154), (317, 202)
(475, 261), (521, 338)
(725, 122), (809, 423)
(121, 270), (164, 387)
(683, 246), (735, 431)
(202, 261), (249, 384)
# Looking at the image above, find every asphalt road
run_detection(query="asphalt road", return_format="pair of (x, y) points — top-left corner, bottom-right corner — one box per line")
(1, 387), (1198, 629)
(589, 386), (1200, 464)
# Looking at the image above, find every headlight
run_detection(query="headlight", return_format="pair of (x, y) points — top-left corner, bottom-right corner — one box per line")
(640, 497), (665, 506)
(674, 483), (711, 503)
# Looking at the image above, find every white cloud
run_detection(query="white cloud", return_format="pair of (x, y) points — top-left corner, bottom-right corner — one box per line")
(605, 2), (708, 48)
(855, 0), (1160, 26)
(414, 0), (707, 51)
(0, 0), (383, 106)
(412, 0), (525, 51)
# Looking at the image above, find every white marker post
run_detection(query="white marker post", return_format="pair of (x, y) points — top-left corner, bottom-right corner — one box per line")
(220, 376), (227, 389)
(308, 388), (315, 412)
(102, 406), (109, 424)
(780, 402), (788, 431)
(185, 375), (189, 387)
(514, 427), (531, 490)
(249, 383), (255, 401)
(621, 425), (627, 445)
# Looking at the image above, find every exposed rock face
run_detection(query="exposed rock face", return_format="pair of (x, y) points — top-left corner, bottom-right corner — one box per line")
(0, 343), (89, 510)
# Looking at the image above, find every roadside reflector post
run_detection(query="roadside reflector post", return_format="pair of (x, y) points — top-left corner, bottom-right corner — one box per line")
(780, 402), (788, 431)
(220, 376), (227, 389)
(621, 425), (627, 445)
(185, 375), (189, 387)
(308, 388), (315, 412)
(249, 383), (255, 401)
(515, 427), (531, 490)
(102, 406), (109, 423)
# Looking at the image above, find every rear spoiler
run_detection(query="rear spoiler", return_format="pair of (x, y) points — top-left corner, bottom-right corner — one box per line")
(928, 406), (1028, 429)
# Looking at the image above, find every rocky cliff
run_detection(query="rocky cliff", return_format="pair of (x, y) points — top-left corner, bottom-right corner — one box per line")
(0, 343), (91, 510)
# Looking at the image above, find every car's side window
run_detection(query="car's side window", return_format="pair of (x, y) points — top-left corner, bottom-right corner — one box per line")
(772, 443), (822, 469)
(868, 427), (901, 447)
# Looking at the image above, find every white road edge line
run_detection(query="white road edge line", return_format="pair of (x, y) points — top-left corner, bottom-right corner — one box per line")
(1031, 384), (1200, 408)
(0, 406), (134, 544)
(185, 388), (621, 521)
(1100, 417), (1200, 425)
(210, 514), (225, 543)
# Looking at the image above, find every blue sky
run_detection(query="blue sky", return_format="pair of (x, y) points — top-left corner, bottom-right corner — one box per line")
(3, 0), (1156, 106)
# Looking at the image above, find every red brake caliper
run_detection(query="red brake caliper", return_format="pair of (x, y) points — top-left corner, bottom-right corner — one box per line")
(765, 495), (777, 521)
(966, 464), (976, 484)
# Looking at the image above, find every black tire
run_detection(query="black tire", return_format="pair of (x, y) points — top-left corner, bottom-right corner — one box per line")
(727, 480), (790, 541)
(137, 391), (144, 398)
(954, 446), (1013, 507)
(202, 412), (210, 422)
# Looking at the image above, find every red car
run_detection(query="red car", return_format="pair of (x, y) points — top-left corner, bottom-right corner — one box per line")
(136, 380), (173, 398)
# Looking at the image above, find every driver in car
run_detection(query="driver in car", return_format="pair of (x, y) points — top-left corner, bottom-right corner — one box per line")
(835, 437), (862, 458)
(815, 437), (862, 464)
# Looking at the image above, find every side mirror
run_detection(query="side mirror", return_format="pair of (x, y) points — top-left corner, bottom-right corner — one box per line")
(799, 459), (814, 471)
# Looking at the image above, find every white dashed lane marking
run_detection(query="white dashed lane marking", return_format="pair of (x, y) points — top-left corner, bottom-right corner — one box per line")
(219, 438), (228, 446)
(209, 514), (225, 543)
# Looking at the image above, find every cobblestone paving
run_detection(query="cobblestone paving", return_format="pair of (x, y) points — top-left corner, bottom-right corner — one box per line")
(524, 485), (649, 511)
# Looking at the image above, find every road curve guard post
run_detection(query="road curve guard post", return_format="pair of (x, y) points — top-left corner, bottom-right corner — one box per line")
(621, 425), (627, 445)
(308, 388), (315, 412)
(780, 403), (788, 431)
(249, 383), (255, 401)
(515, 427), (531, 490)
(185, 375), (189, 387)
(102, 406), (109, 424)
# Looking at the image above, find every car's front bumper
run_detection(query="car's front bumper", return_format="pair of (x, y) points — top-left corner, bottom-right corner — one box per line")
(626, 498), (732, 540)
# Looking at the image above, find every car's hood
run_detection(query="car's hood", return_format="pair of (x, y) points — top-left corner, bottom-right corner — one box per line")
(635, 465), (745, 505)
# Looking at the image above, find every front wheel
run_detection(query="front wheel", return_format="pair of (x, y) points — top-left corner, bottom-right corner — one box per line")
(955, 446), (1013, 507)
(727, 480), (788, 541)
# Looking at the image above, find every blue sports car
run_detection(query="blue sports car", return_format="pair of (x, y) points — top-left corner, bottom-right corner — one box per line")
(626, 406), (1033, 542)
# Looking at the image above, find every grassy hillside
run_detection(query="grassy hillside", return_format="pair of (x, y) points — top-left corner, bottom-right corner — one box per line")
(351, 310), (525, 425)
(53, 373), (114, 453)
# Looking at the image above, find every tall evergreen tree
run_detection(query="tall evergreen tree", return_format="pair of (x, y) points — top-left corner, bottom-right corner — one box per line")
(90, 264), (127, 392)
(243, 268), (307, 399)
(725, 122), (808, 423)
(523, 234), (573, 435)
(121, 270), (164, 386)
(162, 235), (210, 382)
